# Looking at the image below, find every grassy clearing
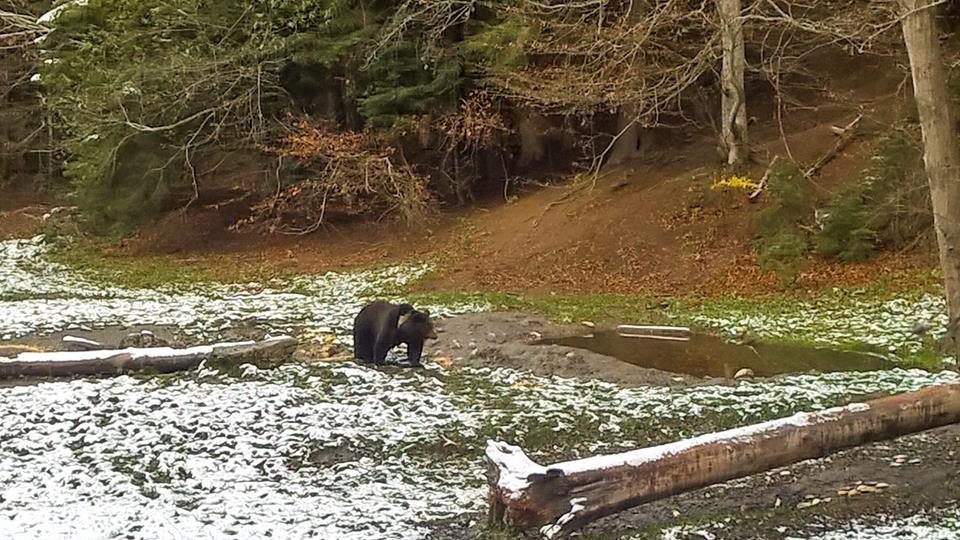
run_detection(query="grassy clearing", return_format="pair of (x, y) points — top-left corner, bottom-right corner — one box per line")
(42, 236), (948, 369)
(406, 291), (669, 326)
(42, 237), (291, 288)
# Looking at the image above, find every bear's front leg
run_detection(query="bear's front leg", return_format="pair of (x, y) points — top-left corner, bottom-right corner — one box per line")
(372, 339), (391, 365)
(405, 340), (423, 367)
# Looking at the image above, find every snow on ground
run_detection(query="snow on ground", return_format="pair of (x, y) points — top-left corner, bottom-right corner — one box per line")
(0, 236), (476, 341)
(1, 236), (959, 538)
(792, 510), (960, 540)
(687, 292), (947, 356)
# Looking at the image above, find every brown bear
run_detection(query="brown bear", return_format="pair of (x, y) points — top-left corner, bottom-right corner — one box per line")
(352, 301), (438, 366)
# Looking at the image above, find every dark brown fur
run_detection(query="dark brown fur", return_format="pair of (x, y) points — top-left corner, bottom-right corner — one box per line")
(352, 301), (437, 366)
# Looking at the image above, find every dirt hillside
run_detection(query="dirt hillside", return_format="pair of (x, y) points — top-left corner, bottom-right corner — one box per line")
(3, 56), (939, 296)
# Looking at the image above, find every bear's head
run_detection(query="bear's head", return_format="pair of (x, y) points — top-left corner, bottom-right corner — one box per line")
(399, 309), (438, 340)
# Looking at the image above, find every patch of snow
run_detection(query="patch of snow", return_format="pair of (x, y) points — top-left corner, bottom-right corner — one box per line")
(655, 524), (722, 540)
(37, 0), (89, 25)
(62, 335), (103, 347)
(540, 496), (587, 538)
(792, 509), (960, 539)
(846, 402), (871, 413)
(0, 237), (481, 343)
(685, 293), (949, 357)
(485, 440), (546, 495)
(239, 363), (258, 378)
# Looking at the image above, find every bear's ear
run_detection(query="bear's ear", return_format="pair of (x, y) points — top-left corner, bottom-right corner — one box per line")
(421, 309), (431, 318)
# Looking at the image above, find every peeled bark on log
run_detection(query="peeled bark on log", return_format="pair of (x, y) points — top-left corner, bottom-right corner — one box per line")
(0, 336), (297, 379)
(486, 384), (960, 538)
(0, 344), (42, 357)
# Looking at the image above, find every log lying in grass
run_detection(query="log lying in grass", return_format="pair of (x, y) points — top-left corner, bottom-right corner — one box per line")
(0, 336), (297, 379)
(486, 384), (960, 538)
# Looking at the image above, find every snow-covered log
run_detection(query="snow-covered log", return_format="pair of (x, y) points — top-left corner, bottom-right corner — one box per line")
(486, 384), (960, 538)
(0, 336), (297, 379)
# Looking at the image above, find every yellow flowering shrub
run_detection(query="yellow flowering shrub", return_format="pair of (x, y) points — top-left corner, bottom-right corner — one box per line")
(711, 175), (759, 191)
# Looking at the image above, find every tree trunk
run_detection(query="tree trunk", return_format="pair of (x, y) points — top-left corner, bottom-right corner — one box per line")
(603, 2), (650, 170)
(717, 0), (748, 165)
(517, 108), (548, 167)
(0, 336), (297, 379)
(899, 0), (960, 355)
(487, 384), (960, 538)
(604, 104), (642, 168)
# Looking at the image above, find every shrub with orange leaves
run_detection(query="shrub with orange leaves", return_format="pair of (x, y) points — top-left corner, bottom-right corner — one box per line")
(243, 121), (431, 234)
(436, 91), (510, 152)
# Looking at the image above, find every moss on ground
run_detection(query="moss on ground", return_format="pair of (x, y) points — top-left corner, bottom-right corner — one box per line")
(42, 238), (291, 288)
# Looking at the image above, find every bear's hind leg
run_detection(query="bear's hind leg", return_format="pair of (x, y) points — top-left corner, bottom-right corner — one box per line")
(353, 329), (362, 361)
(354, 327), (373, 362)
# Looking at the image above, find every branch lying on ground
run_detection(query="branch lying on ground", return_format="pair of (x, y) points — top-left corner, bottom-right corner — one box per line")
(749, 155), (782, 201)
(805, 114), (863, 177)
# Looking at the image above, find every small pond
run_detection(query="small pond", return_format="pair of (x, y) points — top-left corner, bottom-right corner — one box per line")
(540, 330), (895, 378)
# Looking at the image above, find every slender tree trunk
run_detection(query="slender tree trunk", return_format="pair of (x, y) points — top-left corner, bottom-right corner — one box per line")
(603, 2), (648, 169)
(604, 105), (642, 168)
(517, 108), (548, 167)
(717, 0), (748, 165)
(899, 0), (960, 355)
(487, 384), (960, 538)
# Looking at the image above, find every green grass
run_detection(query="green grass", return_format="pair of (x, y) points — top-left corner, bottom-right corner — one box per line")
(42, 237), (289, 289)
(407, 291), (671, 326)
(44, 240), (218, 288)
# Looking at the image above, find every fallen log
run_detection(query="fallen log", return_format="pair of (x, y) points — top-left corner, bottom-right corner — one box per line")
(0, 336), (297, 379)
(486, 384), (960, 538)
(747, 155), (781, 202)
(804, 114), (863, 178)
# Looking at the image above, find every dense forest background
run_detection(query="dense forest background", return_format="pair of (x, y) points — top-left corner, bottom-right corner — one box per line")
(1, 1), (959, 283)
